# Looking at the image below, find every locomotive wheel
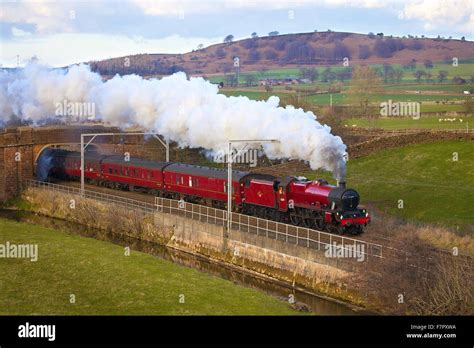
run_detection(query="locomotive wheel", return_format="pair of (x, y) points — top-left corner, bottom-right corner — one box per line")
(265, 209), (275, 221)
(302, 218), (314, 228)
(247, 205), (256, 216)
(315, 219), (325, 230)
(289, 213), (301, 226)
(274, 211), (284, 222)
(347, 225), (362, 235)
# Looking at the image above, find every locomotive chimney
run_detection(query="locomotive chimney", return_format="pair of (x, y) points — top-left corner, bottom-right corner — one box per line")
(338, 181), (346, 189)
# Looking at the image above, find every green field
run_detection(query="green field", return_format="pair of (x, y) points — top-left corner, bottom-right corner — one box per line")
(0, 219), (300, 315)
(346, 115), (473, 129)
(210, 61), (474, 85)
(420, 104), (466, 113)
(220, 89), (470, 114)
(215, 58), (474, 117)
(383, 83), (474, 93)
(301, 140), (473, 231)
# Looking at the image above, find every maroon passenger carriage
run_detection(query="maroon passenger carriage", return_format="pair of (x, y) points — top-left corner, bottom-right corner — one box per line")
(37, 148), (370, 235)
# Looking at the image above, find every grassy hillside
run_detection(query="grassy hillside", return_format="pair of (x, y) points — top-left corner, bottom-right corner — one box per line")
(88, 31), (474, 76)
(0, 219), (300, 315)
(301, 140), (474, 232)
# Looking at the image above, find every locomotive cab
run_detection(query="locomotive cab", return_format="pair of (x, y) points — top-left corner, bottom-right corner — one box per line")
(273, 176), (294, 212)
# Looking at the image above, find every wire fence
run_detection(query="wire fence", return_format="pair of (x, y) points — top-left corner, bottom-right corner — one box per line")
(26, 179), (383, 260)
(154, 196), (384, 261)
(26, 179), (156, 213)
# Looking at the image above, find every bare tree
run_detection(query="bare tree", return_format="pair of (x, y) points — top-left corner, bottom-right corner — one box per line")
(300, 67), (319, 83)
(414, 70), (426, 83)
(223, 35), (234, 44)
(347, 65), (383, 117)
(438, 70), (448, 83)
(244, 74), (257, 87)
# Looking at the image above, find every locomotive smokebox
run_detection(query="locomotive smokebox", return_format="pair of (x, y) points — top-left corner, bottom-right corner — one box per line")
(337, 181), (346, 189)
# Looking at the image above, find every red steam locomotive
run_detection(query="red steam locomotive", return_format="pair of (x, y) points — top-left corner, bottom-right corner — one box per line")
(37, 148), (370, 235)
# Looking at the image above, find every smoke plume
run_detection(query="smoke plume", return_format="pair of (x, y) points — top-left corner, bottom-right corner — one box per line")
(0, 63), (347, 180)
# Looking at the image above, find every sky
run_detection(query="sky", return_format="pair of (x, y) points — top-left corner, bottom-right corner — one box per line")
(0, 0), (473, 67)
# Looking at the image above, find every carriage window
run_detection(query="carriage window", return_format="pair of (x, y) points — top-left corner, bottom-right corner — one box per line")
(176, 175), (180, 185)
(109, 167), (113, 174)
(223, 182), (227, 193)
(125, 167), (129, 176)
(189, 177), (192, 187)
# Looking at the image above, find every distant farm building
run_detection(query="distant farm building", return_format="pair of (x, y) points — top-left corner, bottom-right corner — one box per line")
(258, 78), (310, 86)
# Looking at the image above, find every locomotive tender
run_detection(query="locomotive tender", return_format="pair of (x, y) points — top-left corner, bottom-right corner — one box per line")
(37, 148), (370, 235)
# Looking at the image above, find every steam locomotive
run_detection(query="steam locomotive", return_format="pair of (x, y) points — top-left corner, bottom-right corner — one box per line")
(37, 148), (370, 235)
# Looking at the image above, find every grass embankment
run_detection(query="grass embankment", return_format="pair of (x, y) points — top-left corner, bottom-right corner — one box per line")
(302, 140), (474, 233)
(0, 219), (300, 315)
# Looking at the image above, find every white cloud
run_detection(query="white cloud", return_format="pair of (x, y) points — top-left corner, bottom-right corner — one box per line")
(11, 27), (33, 37)
(0, 32), (222, 67)
(132, 0), (387, 17)
(322, 0), (385, 8)
(402, 0), (474, 32)
(0, 1), (75, 34)
(1, 0), (472, 34)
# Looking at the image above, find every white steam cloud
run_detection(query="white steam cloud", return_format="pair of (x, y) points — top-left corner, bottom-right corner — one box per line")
(0, 64), (347, 180)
